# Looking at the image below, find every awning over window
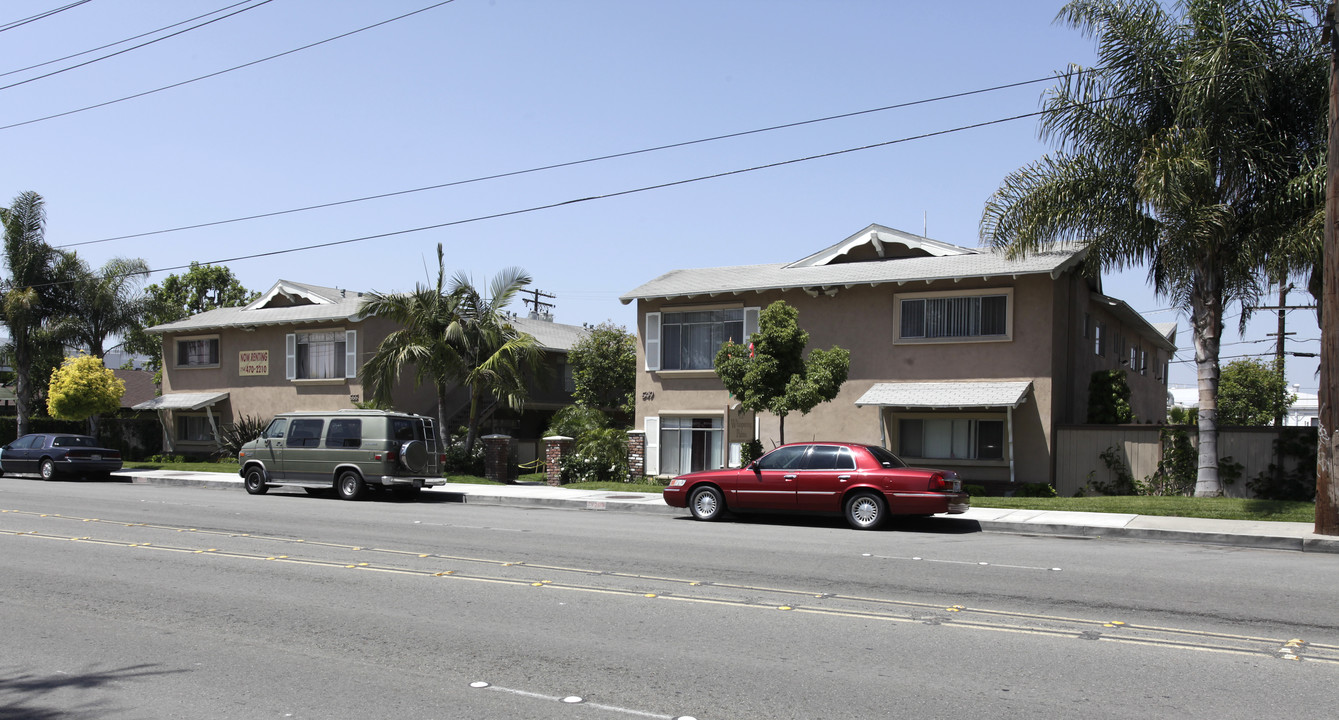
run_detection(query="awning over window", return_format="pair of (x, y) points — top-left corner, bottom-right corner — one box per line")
(854, 381), (1031, 409)
(132, 392), (229, 412)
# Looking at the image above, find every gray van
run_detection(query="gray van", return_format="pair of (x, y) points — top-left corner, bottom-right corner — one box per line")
(237, 410), (442, 500)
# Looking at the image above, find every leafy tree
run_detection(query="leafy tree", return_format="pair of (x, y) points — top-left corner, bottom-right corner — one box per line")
(59, 256), (150, 360)
(979, 0), (1325, 496)
(123, 261), (256, 380)
(713, 300), (850, 444)
(568, 321), (635, 421)
(446, 266), (541, 456)
(1086, 369), (1134, 424)
(47, 355), (125, 427)
(360, 244), (540, 457)
(1, 191), (79, 436)
(1217, 358), (1295, 426)
(543, 405), (628, 483)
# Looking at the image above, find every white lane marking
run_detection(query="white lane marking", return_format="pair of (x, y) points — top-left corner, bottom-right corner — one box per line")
(470, 681), (696, 719)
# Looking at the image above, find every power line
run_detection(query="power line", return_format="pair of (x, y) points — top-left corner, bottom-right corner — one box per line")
(57, 73), (1068, 248)
(0, 0), (258, 80)
(0, 0), (275, 92)
(0, 0), (458, 132)
(0, 0), (94, 33)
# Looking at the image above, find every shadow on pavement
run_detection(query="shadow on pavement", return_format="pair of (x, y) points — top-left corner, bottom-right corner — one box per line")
(0, 663), (186, 720)
(698, 512), (984, 534)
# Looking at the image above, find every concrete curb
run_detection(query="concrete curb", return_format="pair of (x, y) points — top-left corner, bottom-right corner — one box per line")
(113, 470), (1339, 553)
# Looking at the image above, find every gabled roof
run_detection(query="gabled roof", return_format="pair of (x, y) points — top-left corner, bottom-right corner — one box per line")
(148, 280), (588, 352)
(147, 279), (368, 334)
(620, 224), (1085, 304)
(1091, 293), (1177, 352)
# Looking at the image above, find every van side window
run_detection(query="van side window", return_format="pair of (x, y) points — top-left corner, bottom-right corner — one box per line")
(391, 418), (417, 442)
(263, 418), (287, 439)
(288, 419), (324, 448)
(326, 419), (362, 448)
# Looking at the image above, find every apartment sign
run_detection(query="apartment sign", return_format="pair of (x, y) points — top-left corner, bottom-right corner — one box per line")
(239, 350), (269, 376)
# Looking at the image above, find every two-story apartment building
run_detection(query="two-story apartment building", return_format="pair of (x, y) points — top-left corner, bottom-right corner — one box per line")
(620, 224), (1175, 487)
(135, 280), (584, 456)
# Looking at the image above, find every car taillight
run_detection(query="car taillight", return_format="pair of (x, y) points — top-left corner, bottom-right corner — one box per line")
(928, 473), (947, 491)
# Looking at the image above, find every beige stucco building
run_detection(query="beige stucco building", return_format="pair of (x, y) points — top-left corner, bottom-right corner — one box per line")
(136, 280), (584, 457)
(620, 225), (1175, 487)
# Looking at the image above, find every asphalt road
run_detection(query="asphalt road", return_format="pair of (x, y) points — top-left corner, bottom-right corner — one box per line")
(2, 478), (1338, 719)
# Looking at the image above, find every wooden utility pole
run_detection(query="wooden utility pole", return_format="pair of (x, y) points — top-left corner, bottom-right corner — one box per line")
(1318, 3), (1339, 536)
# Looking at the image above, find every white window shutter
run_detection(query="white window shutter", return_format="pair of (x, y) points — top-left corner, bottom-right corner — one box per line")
(345, 330), (358, 378)
(644, 312), (661, 371)
(744, 306), (760, 341)
(644, 417), (660, 476)
(285, 333), (296, 380)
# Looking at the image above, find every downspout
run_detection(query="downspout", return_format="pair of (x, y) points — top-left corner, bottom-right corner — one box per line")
(1007, 404), (1016, 484)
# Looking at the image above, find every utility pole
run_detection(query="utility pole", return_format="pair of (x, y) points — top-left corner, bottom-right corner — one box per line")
(1318, 2), (1339, 536)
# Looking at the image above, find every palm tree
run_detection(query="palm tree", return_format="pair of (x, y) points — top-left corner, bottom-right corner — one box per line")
(60, 256), (151, 361)
(446, 266), (541, 457)
(980, 0), (1325, 496)
(1, 191), (77, 437)
(360, 244), (467, 449)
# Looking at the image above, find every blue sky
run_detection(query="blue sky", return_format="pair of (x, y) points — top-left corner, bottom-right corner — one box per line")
(0, 0), (1321, 392)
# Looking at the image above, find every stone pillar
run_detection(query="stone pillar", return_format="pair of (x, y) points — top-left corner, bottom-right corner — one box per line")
(626, 430), (646, 481)
(543, 436), (574, 486)
(482, 435), (514, 484)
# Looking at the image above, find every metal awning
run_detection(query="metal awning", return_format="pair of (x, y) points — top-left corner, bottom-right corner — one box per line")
(132, 392), (229, 412)
(854, 381), (1031, 409)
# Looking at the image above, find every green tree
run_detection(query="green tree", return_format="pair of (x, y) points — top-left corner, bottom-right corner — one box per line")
(360, 244), (540, 457)
(1, 191), (78, 436)
(713, 300), (850, 444)
(447, 267), (541, 456)
(1086, 369), (1134, 424)
(47, 354), (125, 426)
(60, 256), (151, 360)
(979, 0), (1325, 496)
(123, 261), (256, 380)
(568, 321), (635, 421)
(1218, 358), (1295, 426)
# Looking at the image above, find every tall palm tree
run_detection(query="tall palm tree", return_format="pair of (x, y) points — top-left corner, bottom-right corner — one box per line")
(360, 244), (467, 448)
(446, 266), (541, 456)
(59, 256), (151, 361)
(1, 191), (77, 437)
(980, 0), (1325, 496)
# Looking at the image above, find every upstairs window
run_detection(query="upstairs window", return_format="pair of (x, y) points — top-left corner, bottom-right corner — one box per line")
(896, 292), (1010, 342)
(176, 337), (219, 367)
(644, 307), (759, 372)
(286, 330), (357, 380)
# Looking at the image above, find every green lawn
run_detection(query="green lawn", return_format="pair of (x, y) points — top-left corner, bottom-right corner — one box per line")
(125, 461), (1315, 523)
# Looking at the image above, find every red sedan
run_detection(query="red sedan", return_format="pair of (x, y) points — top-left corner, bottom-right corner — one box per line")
(664, 442), (969, 530)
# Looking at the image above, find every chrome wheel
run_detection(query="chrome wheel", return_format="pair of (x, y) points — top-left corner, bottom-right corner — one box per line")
(844, 492), (885, 530)
(689, 486), (724, 521)
(336, 470), (366, 501)
(40, 459), (55, 481)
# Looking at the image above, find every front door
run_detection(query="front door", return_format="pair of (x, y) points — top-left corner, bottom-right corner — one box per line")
(733, 445), (804, 510)
(258, 418), (288, 479)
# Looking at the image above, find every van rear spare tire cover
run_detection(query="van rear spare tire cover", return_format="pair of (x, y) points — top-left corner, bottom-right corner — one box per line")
(399, 440), (428, 472)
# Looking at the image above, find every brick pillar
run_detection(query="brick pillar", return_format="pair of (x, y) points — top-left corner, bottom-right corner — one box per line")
(626, 430), (646, 481)
(543, 436), (574, 486)
(482, 435), (514, 484)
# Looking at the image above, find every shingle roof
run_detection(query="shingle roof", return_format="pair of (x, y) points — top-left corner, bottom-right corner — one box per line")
(620, 248), (1085, 303)
(508, 315), (587, 352)
(854, 381), (1033, 409)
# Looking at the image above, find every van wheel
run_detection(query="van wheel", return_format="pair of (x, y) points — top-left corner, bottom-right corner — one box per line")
(336, 470), (366, 501)
(243, 467), (268, 495)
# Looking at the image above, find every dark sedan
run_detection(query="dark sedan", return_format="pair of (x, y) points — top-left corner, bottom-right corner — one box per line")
(0, 433), (123, 480)
(663, 441), (969, 530)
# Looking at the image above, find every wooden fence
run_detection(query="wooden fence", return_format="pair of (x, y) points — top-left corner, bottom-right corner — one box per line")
(1053, 425), (1316, 498)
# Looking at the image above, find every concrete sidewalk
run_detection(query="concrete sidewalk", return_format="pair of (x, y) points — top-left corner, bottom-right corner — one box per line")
(120, 469), (1339, 554)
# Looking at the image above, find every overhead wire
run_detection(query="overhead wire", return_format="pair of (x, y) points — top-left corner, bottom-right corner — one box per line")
(0, 0), (94, 33)
(0, 0), (276, 92)
(0, 0), (459, 132)
(0, 0), (259, 79)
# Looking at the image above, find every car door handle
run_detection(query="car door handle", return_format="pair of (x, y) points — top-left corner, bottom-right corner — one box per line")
(784, 474), (797, 481)
(838, 475), (850, 482)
